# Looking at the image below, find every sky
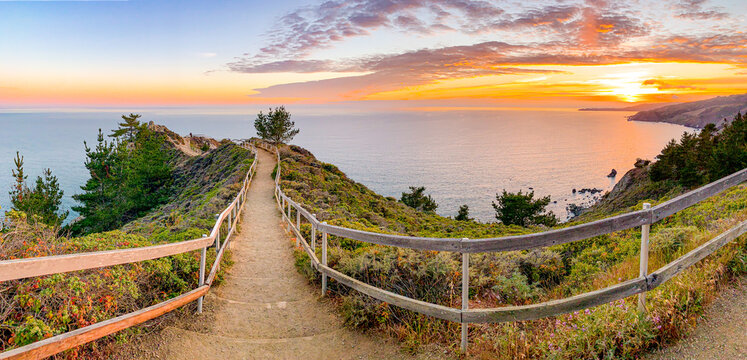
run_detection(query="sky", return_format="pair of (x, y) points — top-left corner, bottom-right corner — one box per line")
(1, 0), (746, 109)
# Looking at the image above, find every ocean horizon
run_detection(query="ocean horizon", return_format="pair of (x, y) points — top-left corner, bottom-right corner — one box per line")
(0, 107), (692, 223)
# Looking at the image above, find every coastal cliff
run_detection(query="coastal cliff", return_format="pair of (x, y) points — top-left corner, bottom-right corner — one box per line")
(628, 93), (747, 128)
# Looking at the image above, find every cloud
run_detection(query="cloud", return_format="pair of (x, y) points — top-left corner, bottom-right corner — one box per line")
(236, 32), (747, 101)
(642, 79), (705, 90)
(226, 0), (744, 102)
(675, 0), (729, 20)
(254, 0), (507, 60)
(235, 1), (653, 68)
(574, 6), (648, 47)
(234, 33), (747, 74)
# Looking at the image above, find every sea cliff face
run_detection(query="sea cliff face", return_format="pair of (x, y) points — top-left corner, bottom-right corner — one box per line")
(628, 93), (747, 129)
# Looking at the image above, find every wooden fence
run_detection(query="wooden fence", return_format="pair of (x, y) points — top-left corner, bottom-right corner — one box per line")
(256, 141), (747, 353)
(0, 145), (258, 360)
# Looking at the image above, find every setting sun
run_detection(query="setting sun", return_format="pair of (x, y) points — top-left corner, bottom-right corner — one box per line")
(592, 71), (661, 102)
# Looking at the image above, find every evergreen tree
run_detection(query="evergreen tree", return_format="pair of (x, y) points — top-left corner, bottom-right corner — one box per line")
(650, 112), (747, 187)
(72, 129), (124, 232)
(72, 122), (173, 234)
(493, 190), (557, 227)
(253, 106), (299, 145)
(124, 129), (173, 216)
(9, 152), (27, 209)
(27, 169), (68, 227)
(110, 113), (146, 141)
(711, 112), (747, 178)
(400, 186), (438, 213)
(8, 152), (68, 227)
(455, 204), (471, 221)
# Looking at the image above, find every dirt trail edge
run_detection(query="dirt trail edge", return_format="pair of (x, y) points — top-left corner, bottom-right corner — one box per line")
(136, 149), (416, 360)
(644, 276), (746, 360)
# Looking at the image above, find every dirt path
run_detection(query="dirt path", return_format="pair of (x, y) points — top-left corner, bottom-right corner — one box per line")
(137, 149), (412, 359)
(645, 276), (747, 360)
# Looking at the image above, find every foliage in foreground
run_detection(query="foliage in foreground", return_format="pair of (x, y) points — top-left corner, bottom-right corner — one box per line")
(0, 135), (252, 358)
(0, 217), (212, 356)
(279, 144), (747, 358)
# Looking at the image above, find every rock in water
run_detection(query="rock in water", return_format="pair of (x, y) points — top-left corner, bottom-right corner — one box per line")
(607, 169), (617, 177)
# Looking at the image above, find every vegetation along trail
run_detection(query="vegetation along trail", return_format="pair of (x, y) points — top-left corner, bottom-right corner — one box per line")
(140, 148), (413, 359)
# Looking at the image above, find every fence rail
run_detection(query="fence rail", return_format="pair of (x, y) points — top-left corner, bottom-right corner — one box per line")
(0, 145), (258, 360)
(256, 140), (747, 352)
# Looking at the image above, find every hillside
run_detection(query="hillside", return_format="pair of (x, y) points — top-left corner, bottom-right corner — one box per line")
(279, 144), (747, 359)
(628, 94), (747, 128)
(579, 103), (670, 112)
(0, 125), (254, 358)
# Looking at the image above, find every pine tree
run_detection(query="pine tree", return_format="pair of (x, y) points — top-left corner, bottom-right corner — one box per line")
(72, 123), (173, 234)
(253, 106), (299, 145)
(493, 190), (557, 227)
(650, 112), (747, 187)
(455, 204), (471, 221)
(124, 129), (173, 217)
(110, 113), (146, 141)
(400, 186), (438, 213)
(27, 169), (68, 227)
(9, 152), (27, 209)
(8, 152), (68, 227)
(72, 129), (124, 233)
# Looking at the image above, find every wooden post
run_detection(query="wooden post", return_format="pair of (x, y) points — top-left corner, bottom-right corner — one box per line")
(461, 238), (469, 353)
(227, 211), (232, 235)
(197, 243), (206, 314)
(295, 208), (301, 247)
(311, 214), (317, 249)
(214, 214), (220, 250)
(322, 222), (328, 296)
(287, 201), (292, 223)
(638, 203), (651, 312)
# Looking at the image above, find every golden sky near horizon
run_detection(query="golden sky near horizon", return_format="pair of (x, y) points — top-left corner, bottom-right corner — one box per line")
(1, 0), (746, 108)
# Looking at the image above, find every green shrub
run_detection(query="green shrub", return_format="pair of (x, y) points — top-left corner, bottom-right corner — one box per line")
(493, 189), (557, 227)
(650, 226), (698, 261)
(492, 273), (539, 303)
(400, 186), (438, 213)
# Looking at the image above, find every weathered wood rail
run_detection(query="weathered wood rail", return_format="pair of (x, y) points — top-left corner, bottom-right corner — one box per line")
(0, 145), (258, 360)
(256, 140), (747, 353)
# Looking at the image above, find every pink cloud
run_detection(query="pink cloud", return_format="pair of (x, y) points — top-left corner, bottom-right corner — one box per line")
(676, 0), (729, 20)
(235, 32), (747, 101)
(226, 0), (744, 102)
(254, 0), (507, 60)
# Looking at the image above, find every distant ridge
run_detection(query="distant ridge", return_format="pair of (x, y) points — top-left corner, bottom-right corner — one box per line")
(627, 93), (747, 129)
(578, 103), (669, 112)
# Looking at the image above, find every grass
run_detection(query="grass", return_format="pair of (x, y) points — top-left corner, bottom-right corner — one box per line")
(278, 144), (747, 359)
(0, 142), (254, 359)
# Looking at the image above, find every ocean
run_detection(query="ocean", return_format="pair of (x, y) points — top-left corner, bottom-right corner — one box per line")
(0, 108), (691, 223)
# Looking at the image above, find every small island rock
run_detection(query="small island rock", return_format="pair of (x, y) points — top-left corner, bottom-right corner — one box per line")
(607, 169), (617, 177)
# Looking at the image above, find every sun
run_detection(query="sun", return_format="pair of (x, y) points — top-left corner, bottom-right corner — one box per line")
(592, 71), (660, 102)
